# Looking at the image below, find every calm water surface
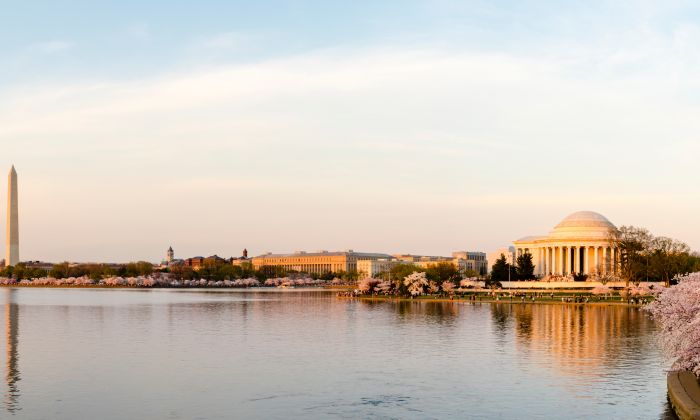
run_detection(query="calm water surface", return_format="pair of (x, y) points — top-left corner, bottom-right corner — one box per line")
(0, 288), (674, 419)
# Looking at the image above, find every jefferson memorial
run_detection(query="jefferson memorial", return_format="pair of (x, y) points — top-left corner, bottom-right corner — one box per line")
(513, 211), (618, 279)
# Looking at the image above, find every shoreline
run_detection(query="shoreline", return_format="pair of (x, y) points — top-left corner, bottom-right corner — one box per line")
(0, 284), (352, 290)
(340, 294), (645, 307)
(667, 371), (700, 420)
(0, 285), (647, 306)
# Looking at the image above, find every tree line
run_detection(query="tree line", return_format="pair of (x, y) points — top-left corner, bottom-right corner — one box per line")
(0, 262), (155, 281)
(169, 261), (361, 281)
(612, 226), (700, 284)
(489, 253), (535, 283)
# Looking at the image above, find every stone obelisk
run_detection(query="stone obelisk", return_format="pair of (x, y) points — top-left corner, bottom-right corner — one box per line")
(5, 166), (18, 267)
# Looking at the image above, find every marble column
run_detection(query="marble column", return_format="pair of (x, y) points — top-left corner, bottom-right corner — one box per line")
(594, 247), (599, 275)
(610, 248), (615, 275)
(584, 246), (589, 275)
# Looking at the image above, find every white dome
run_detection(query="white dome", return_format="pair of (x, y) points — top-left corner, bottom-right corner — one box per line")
(548, 211), (616, 240)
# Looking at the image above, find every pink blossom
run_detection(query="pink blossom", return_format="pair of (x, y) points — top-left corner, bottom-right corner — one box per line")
(591, 285), (611, 296)
(404, 272), (428, 296)
(376, 280), (393, 294)
(442, 281), (456, 294)
(647, 272), (700, 376)
(357, 278), (380, 293)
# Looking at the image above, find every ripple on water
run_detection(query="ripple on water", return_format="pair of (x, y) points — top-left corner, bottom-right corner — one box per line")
(0, 289), (671, 420)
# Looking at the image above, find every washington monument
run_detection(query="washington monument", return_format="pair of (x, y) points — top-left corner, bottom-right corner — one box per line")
(5, 166), (18, 267)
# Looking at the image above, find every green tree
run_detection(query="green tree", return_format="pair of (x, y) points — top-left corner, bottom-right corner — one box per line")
(341, 270), (359, 281)
(490, 254), (512, 283)
(217, 264), (239, 280)
(648, 237), (691, 284)
(389, 264), (424, 281)
(610, 226), (652, 286)
(515, 252), (536, 280)
(425, 262), (459, 284)
(169, 264), (199, 280)
(49, 262), (69, 279)
(238, 262), (255, 278)
(255, 265), (286, 280)
(11, 264), (26, 280)
(386, 264), (424, 295)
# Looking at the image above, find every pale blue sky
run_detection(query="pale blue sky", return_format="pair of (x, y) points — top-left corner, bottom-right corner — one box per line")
(2, 1), (699, 262)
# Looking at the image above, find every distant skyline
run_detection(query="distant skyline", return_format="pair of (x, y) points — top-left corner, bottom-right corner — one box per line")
(2, 1), (700, 262)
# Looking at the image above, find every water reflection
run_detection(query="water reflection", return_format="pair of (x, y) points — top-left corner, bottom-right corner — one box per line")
(359, 299), (460, 320)
(4, 290), (19, 413)
(491, 303), (657, 377)
(0, 290), (674, 419)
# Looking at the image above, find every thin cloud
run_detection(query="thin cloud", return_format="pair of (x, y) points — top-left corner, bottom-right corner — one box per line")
(3, 38), (700, 259)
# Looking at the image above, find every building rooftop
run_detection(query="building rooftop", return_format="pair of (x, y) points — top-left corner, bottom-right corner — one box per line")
(255, 250), (393, 259)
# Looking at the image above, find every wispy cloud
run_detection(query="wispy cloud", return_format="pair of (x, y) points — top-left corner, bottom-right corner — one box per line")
(5, 21), (700, 259)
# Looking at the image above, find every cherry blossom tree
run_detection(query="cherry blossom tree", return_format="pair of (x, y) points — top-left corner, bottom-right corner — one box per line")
(631, 284), (653, 296)
(376, 280), (393, 294)
(428, 281), (440, 294)
(442, 280), (456, 294)
(647, 272), (700, 376)
(460, 279), (478, 289)
(591, 285), (611, 296)
(404, 272), (428, 296)
(357, 278), (380, 294)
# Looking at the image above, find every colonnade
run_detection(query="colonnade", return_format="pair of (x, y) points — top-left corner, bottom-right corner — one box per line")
(516, 245), (617, 277)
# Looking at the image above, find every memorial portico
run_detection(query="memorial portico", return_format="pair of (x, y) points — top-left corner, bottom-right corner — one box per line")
(513, 211), (618, 279)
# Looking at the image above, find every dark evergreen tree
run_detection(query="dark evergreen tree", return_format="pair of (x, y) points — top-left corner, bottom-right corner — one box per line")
(516, 252), (536, 280)
(490, 254), (510, 282)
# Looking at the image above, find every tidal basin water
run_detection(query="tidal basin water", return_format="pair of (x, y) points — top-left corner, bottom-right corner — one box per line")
(0, 288), (674, 419)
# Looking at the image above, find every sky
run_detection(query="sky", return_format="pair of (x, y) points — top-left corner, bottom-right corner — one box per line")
(1, 0), (700, 263)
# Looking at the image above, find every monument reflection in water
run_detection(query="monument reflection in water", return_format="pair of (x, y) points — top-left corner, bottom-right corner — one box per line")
(4, 289), (19, 414)
(491, 303), (654, 375)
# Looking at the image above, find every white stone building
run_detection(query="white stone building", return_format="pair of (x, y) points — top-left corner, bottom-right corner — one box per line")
(356, 258), (401, 279)
(513, 211), (618, 278)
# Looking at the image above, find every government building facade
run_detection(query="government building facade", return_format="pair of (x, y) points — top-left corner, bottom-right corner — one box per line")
(513, 211), (618, 279)
(252, 250), (393, 275)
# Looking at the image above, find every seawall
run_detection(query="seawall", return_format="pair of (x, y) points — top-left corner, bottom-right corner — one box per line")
(668, 371), (700, 420)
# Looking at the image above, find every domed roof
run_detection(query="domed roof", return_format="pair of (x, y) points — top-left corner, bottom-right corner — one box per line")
(516, 235), (546, 242)
(549, 211), (616, 240)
